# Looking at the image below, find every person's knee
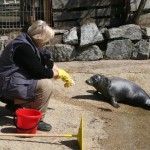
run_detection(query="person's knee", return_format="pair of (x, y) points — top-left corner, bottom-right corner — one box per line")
(46, 79), (54, 94)
(37, 79), (53, 94)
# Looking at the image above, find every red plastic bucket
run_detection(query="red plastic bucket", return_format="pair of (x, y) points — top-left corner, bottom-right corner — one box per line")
(15, 108), (42, 134)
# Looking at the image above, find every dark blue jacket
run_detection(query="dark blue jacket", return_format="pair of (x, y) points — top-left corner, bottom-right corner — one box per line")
(0, 33), (51, 101)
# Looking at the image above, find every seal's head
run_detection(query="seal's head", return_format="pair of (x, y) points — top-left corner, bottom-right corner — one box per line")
(86, 74), (103, 86)
(86, 74), (111, 92)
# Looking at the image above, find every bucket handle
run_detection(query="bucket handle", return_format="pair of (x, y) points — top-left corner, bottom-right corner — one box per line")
(13, 115), (40, 131)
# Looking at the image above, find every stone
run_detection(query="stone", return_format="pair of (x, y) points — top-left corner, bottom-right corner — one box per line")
(80, 23), (104, 47)
(76, 45), (103, 61)
(46, 44), (76, 62)
(106, 39), (133, 59)
(63, 27), (78, 45)
(119, 24), (142, 40)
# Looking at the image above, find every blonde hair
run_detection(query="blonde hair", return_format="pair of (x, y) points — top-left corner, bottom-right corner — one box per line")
(27, 20), (55, 44)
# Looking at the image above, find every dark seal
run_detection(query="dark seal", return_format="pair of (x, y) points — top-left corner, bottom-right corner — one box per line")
(86, 74), (150, 109)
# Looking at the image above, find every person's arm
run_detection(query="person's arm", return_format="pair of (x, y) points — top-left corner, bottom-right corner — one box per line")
(13, 44), (54, 79)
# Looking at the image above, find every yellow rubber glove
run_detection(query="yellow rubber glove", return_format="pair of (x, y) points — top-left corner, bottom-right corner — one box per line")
(64, 81), (72, 88)
(56, 69), (73, 88)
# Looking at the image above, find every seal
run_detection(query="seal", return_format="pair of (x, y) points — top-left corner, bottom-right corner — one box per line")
(86, 74), (150, 109)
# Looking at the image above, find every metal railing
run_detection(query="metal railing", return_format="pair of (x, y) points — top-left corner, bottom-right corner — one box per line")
(0, 0), (50, 29)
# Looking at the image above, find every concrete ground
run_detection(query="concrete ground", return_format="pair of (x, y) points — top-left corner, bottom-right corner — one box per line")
(0, 60), (150, 150)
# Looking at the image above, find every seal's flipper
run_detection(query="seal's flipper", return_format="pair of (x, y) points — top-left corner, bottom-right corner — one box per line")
(110, 97), (120, 108)
(86, 90), (97, 94)
(86, 90), (101, 96)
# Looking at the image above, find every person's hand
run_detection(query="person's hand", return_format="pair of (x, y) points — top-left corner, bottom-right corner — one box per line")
(55, 69), (74, 88)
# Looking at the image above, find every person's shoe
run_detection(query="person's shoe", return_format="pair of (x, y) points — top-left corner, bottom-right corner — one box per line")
(37, 121), (52, 131)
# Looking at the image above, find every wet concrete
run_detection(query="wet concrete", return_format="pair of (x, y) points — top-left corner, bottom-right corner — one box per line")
(56, 60), (150, 150)
(0, 60), (150, 149)
(99, 105), (150, 150)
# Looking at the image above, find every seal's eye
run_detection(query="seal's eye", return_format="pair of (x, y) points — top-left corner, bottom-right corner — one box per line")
(91, 76), (98, 83)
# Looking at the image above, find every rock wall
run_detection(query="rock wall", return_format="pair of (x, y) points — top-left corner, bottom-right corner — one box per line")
(46, 23), (150, 62)
(0, 23), (150, 62)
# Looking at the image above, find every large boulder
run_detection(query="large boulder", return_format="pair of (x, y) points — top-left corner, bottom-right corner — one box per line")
(131, 40), (150, 60)
(119, 24), (142, 40)
(80, 23), (104, 47)
(104, 28), (123, 39)
(106, 39), (133, 59)
(76, 45), (103, 61)
(63, 27), (78, 45)
(46, 44), (76, 62)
